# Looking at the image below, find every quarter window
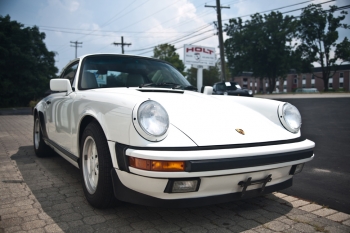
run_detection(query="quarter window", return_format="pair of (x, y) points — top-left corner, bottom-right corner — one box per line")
(61, 62), (79, 85)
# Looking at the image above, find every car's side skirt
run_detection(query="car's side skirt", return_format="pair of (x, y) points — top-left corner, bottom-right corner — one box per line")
(43, 137), (79, 168)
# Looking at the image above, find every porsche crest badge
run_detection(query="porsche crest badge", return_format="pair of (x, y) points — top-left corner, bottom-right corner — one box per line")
(235, 128), (245, 135)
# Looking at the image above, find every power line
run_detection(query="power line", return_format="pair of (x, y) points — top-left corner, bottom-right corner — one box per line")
(136, 34), (215, 56)
(125, 24), (214, 53)
(116, 0), (181, 32)
(25, 24), (199, 34)
(74, 0), (149, 41)
(91, 24), (214, 55)
(222, 0), (333, 21)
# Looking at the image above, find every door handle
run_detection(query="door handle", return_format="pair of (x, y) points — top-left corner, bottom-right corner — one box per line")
(46, 101), (51, 105)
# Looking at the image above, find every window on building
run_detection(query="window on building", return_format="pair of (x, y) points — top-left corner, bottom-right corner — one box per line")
(339, 74), (344, 88)
(329, 78), (333, 89)
(294, 78), (297, 84)
(311, 74), (315, 79)
(302, 75), (306, 80)
(243, 78), (248, 82)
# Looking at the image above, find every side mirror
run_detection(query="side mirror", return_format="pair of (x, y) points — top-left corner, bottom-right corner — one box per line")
(50, 79), (72, 94)
(203, 86), (213, 95)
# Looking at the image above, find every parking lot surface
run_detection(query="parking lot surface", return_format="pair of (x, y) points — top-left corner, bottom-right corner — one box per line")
(1, 115), (350, 233)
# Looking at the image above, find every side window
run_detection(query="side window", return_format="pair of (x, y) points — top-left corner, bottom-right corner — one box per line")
(61, 62), (79, 85)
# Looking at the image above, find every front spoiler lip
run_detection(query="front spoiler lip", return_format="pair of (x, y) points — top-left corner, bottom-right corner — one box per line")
(111, 168), (293, 208)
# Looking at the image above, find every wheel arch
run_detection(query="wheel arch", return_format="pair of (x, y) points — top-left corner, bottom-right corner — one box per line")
(77, 115), (109, 160)
(33, 109), (48, 139)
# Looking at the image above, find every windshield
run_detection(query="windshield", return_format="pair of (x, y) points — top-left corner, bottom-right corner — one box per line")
(78, 55), (192, 90)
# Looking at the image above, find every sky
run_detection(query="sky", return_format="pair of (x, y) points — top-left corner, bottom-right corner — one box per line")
(1, 0), (349, 73)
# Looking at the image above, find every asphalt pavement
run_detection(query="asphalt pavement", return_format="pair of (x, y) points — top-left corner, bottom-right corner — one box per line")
(266, 97), (350, 214)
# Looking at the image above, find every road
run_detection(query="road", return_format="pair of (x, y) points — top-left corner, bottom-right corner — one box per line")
(271, 97), (350, 214)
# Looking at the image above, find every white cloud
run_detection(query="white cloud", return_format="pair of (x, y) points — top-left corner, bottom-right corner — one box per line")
(69, 1), (80, 12)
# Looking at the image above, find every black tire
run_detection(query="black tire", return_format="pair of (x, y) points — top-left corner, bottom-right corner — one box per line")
(33, 114), (51, 157)
(80, 121), (119, 208)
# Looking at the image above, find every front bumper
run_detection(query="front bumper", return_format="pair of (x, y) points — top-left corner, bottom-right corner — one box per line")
(111, 168), (293, 208)
(111, 138), (314, 207)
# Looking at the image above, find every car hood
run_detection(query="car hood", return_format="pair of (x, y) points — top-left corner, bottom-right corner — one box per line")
(91, 88), (297, 146)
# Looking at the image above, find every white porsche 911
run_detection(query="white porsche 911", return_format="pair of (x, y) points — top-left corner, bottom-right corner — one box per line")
(33, 54), (315, 208)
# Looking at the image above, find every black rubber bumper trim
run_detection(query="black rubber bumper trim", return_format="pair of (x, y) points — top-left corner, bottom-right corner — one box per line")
(185, 149), (314, 172)
(43, 137), (78, 163)
(111, 169), (293, 208)
(126, 137), (306, 151)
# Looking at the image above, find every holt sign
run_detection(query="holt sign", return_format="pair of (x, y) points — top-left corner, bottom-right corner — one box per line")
(184, 44), (216, 67)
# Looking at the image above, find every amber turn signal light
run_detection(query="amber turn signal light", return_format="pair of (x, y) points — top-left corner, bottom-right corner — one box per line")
(129, 157), (185, 171)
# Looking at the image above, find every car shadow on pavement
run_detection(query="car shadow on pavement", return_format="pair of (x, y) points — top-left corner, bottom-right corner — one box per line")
(10, 145), (295, 232)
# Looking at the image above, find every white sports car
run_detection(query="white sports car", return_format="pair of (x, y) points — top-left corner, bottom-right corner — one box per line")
(33, 54), (315, 208)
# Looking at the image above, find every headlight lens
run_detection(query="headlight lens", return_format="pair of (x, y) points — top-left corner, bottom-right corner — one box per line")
(281, 103), (301, 133)
(137, 100), (169, 137)
(248, 90), (253, 95)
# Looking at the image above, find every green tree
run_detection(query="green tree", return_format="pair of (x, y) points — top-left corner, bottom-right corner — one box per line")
(153, 43), (185, 74)
(224, 12), (299, 93)
(0, 15), (58, 107)
(185, 65), (221, 88)
(297, 4), (350, 91)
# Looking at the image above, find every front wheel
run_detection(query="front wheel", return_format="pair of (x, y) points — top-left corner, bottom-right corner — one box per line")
(33, 114), (51, 157)
(80, 121), (118, 208)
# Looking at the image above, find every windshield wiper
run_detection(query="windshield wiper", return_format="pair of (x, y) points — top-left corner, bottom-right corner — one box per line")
(140, 83), (197, 91)
(140, 82), (182, 88)
(183, 85), (197, 91)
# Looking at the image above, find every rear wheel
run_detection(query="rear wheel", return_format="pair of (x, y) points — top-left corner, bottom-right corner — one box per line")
(80, 121), (118, 208)
(33, 114), (51, 157)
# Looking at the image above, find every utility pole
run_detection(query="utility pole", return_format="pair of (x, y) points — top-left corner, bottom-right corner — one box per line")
(205, 0), (230, 81)
(113, 36), (131, 54)
(70, 41), (83, 59)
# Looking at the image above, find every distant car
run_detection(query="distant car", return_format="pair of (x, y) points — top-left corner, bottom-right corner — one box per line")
(33, 54), (314, 208)
(295, 88), (319, 93)
(213, 81), (253, 97)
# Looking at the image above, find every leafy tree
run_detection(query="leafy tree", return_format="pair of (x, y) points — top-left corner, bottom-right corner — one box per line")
(185, 65), (221, 88)
(153, 43), (185, 74)
(0, 15), (58, 107)
(297, 4), (350, 91)
(224, 12), (299, 93)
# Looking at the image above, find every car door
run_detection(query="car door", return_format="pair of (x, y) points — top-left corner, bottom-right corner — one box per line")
(46, 61), (79, 152)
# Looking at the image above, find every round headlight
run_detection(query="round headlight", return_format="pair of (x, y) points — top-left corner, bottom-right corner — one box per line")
(137, 100), (169, 138)
(278, 103), (301, 133)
